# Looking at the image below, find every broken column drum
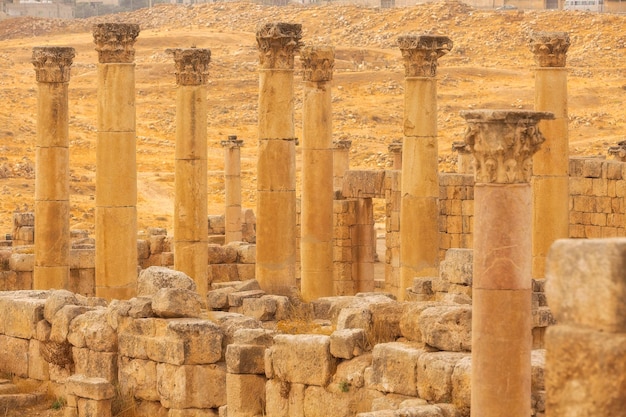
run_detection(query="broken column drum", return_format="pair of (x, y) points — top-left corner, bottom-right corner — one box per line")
(388, 140), (402, 170)
(529, 31), (571, 279)
(397, 34), (452, 301)
(462, 109), (553, 417)
(221, 135), (244, 244)
(32, 46), (75, 290)
(93, 23), (140, 300)
(333, 139), (352, 193)
(171, 48), (211, 298)
(452, 140), (474, 175)
(300, 46), (335, 301)
(255, 23), (302, 295)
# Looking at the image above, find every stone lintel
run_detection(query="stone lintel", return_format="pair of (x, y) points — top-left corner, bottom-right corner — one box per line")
(333, 139), (352, 150)
(301, 45), (335, 82)
(529, 31), (570, 68)
(32, 46), (75, 83)
(167, 48), (211, 86)
(256, 22), (302, 70)
(460, 109), (554, 184)
(451, 140), (471, 155)
(397, 33), (452, 77)
(93, 23), (140, 64)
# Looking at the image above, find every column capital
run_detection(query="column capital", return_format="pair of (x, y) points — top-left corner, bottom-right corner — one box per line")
(529, 31), (570, 68)
(221, 135), (244, 148)
(32, 46), (75, 83)
(461, 110), (553, 184)
(333, 139), (352, 150)
(388, 140), (402, 154)
(93, 23), (140, 64)
(397, 34), (452, 77)
(256, 22), (302, 70)
(452, 140), (471, 155)
(300, 45), (334, 82)
(167, 48), (211, 86)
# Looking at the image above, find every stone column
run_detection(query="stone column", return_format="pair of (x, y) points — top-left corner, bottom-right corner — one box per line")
(388, 140), (402, 170)
(32, 46), (75, 290)
(300, 45), (335, 301)
(452, 140), (474, 175)
(529, 32), (570, 279)
(462, 109), (553, 417)
(333, 139), (352, 193)
(397, 34), (452, 301)
(170, 48), (211, 298)
(93, 23), (140, 300)
(255, 23), (302, 295)
(221, 135), (244, 244)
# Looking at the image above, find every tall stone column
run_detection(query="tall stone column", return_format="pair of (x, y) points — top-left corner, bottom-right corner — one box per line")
(529, 32), (570, 279)
(300, 46), (335, 301)
(388, 140), (402, 170)
(170, 48), (211, 298)
(333, 139), (352, 193)
(462, 109), (553, 417)
(397, 34), (452, 301)
(32, 46), (75, 290)
(255, 23), (302, 295)
(452, 141), (474, 175)
(221, 135), (244, 244)
(93, 23), (140, 300)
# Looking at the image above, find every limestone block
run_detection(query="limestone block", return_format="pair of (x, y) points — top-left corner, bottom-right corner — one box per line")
(330, 329), (366, 359)
(168, 409), (219, 417)
(232, 328), (275, 346)
(265, 379), (305, 417)
(67, 309), (117, 352)
(546, 325), (626, 416)
(166, 318), (223, 365)
(226, 344), (266, 374)
(0, 335), (28, 377)
(76, 397), (112, 417)
(152, 288), (203, 318)
(28, 339), (49, 380)
(236, 264), (255, 281)
(66, 374), (115, 400)
(208, 287), (237, 310)
(137, 266), (197, 296)
(208, 244), (238, 265)
(210, 312), (263, 348)
(241, 295), (285, 321)
(268, 334), (336, 386)
(228, 290), (265, 307)
(369, 302), (406, 344)
(531, 349), (545, 392)
(0, 296), (45, 339)
(9, 253), (34, 272)
(50, 305), (90, 343)
(416, 351), (468, 403)
(451, 355), (471, 416)
(418, 306), (471, 352)
(311, 296), (364, 322)
(399, 302), (448, 342)
(128, 297), (154, 318)
(156, 363), (226, 409)
(226, 373), (266, 417)
(304, 385), (379, 417)
(370, 342), (424, 396)
(237, 244), (256, 264)
(332, 353), (372, 389)
(356, 411), (395, 417)
(337, 306), (372, 331)
(395, 405), (445, 417)
(106, 299), (132, 331)
(411, 278), (433, 295)
(439, 249), (473, 286)
(72, 348), (117, 382)
(546, 238), (626, 332)
(134, 401), (168, 417)
(118, 356), (159, 401)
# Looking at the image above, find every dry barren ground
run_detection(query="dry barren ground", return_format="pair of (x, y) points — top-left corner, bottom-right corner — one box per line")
(0, 1), (625, 235)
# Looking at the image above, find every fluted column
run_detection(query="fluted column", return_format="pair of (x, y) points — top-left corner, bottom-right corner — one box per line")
(388, 140), (402, 170)
(255, 23), (302, 295)
(32, 46), (75, 290)
(221, 135), (244, 244)
(93, 23), (140, 300)
(529, 32), (571, 279)
(452, 141), (474, 175)
(462, 109), (553, 417)
(300, 46), (335, 301)
(397, 34), (452, 301)
(333, 139), (351, 193)
(170, 48), (211, 298)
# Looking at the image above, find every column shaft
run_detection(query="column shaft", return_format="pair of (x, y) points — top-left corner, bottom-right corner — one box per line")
(223, 141), (243, 243)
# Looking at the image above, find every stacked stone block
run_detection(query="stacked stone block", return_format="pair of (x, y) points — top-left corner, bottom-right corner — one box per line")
(333, 199), (358, 295)
(384, 170), (401, 295)
(64, 375), (115, 417)
(12, 212), (34, 246)
(438, 174), (474, 261)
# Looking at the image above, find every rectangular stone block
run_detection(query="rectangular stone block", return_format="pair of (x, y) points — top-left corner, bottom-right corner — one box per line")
(28, 339), (49, 380)
(156, 363), (226, 409)
(66, 374), (115, 400)
(77, 397), (112, 417)
(267, 334), (336, 386)
(370, 342), (423, 396)
(416, 351), (468, 403)
(226, 344), (266, 374)
(168, 409), (218, 417)
(226, 373), (266, 417)
(73, 347), (117, 382)
(546, 238), (626, 332)
(0, 335), (29, 377)
(0, 296), (45, 339)
(118, 356), (159, 402)
(265, 379), (305, 417)
(166, 319), (223, 365)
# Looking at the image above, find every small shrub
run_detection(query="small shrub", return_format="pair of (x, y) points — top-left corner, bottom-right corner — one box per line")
(51, 397), (66, 410)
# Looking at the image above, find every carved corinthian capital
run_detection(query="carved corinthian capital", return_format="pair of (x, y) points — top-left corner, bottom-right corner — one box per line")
(93, 23), (140, 64)
(397, 34), (452, 77)
(460, 110), (554, 184)
(300, 45), (334, 82)
(529, 31), (570, 68)
(32, 46), (75, 83)
(256, 22), (302, 70)
(167, 48), (211, 86)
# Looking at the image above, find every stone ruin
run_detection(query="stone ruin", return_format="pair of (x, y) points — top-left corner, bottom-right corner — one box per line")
(0, 23), (624, 417)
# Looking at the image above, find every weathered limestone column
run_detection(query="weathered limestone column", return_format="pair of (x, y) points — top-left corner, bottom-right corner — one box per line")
(255, 23), (302, 295)
(170, 48), (211, 298)
(221, 135), (244, 244)
(300, 46), (335, 301)
(32, 46), (75, 290)
(462, 109), (552, 417)
(93, 23), (140, 300)
(333, 139), (352, 193)
(452, 140), (474, 175)
(397, 34), (452, 300)
(388, 139), (402, 170)
(529, 32), (570, 279)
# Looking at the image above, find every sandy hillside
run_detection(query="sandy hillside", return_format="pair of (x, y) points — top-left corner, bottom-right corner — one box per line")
(0, 1), (625, 234)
